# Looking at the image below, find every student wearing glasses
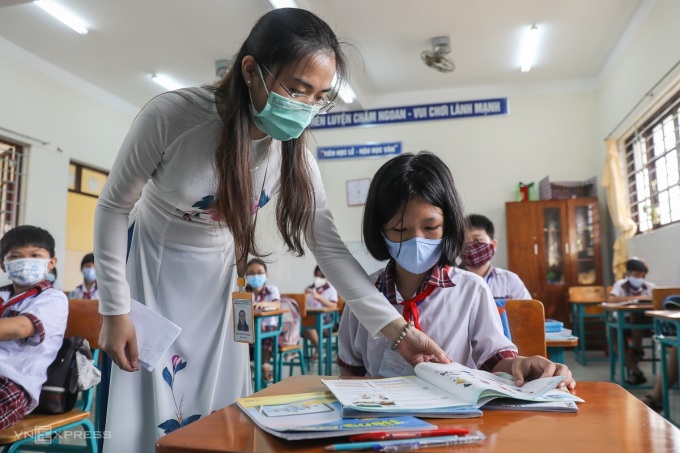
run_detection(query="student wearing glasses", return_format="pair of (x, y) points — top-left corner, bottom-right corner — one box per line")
(94, 8), (450, 452)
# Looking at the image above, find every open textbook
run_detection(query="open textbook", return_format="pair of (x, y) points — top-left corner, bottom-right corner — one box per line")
(237, 391), (436, 440)
(322, 362), (583, 418)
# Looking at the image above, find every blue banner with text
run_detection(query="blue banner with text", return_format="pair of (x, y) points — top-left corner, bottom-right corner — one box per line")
(317, 142), (402, 160)
(311, 98), (508, 129)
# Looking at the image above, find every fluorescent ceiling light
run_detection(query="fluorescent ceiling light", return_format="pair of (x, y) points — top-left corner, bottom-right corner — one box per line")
(338, 83), (356, 104)
(520, 25), (540, 72)
(151, 74), (182, 91)
(268, 0), (298, 8)
(332, 74), (356, 104)
(34, 0), (88, 35)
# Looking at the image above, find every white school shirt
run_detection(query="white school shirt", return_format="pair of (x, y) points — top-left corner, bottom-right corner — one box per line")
(338, 266), (517, 377)
(484, 267), (531, 300)
(69, 282), (99, 300)
(0, 287), (68, 411)
(251, 284), (281, 327)
(609, 278), (655, 320)
(305, 283), (338, 309)
(610, 278), (655, 299)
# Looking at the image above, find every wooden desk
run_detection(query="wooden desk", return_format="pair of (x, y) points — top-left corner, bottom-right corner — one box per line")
(569, 298), (607, 365)
(546, 337), (578, 363)
(304, 307), (340, 375)
(602, 302), (655, 388)
(646, 310), (680, 426)
(156, 375), (680, 453)
(253, 309), (287, 392)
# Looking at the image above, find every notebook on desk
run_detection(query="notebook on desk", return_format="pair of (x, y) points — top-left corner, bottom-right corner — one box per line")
(604, 300), (653, 307)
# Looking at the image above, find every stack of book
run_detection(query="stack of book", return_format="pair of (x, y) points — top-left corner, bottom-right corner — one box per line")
(237, 362), (584, 440)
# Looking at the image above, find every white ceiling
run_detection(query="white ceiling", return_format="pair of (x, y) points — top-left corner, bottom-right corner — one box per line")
(0, 0), (646, 111)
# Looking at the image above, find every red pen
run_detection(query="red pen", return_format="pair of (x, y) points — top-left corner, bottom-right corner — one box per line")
(349, 428), (470, 442)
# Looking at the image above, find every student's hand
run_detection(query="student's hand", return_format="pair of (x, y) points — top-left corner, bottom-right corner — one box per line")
(99, 314), (140, 372)
(305, 288), (313, 295)
(511, 356), (576, 390)
(383, 319), (451, 366)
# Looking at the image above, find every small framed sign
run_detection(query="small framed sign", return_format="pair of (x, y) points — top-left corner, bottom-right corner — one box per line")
(346, 178), (371, 207)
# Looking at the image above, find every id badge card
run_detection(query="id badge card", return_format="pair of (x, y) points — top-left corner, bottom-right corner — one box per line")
(233, 278), (254, 344)
(378, 344), (415, 377)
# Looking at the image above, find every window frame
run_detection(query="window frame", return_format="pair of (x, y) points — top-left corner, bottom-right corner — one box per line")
(69, 161), (109, 199)
(0, 140), (26, 236)
(623, 91), (680, 234)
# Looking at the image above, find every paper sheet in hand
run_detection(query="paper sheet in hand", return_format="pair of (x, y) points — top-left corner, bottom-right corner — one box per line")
(129, 299), (182, 371)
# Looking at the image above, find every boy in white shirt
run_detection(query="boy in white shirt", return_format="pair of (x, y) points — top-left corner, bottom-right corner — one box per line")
(608, 258), (655, 385)
(0, 225), (68, 429)
(461, 214), (531, 300)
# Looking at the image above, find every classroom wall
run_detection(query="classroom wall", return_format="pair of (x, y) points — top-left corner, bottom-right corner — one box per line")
(0, 43), (135, 288)
(257, 90), (601, 293)
(596, 0), (680, 286)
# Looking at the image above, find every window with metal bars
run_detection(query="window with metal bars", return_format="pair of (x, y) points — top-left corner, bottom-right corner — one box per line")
(624, 91), (680, 233)
(0, 140), (25, 236)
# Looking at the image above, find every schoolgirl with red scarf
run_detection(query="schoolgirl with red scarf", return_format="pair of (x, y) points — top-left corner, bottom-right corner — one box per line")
(337, 152), (575, 390)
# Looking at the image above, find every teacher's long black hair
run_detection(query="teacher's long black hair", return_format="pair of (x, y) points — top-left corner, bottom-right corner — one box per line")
(211, 8), (349, 260)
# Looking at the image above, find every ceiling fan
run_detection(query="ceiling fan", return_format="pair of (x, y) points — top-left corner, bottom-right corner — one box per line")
(421, 36), (455, 73)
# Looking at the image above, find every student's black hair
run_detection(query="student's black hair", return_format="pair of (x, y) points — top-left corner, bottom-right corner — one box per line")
(0, 225), (55, 258)
(49, 267), (58, 279)
(467, 214), (495, 240)
(626, 258), (648, 274)
(81, 252), (95, 269)
(246, 257), (268, 272)
(313, 265), (323, 276)
(362, 151), (467, 265)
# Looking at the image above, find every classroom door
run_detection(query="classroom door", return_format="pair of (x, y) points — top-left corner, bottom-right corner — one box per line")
(65, 163), (107, 292)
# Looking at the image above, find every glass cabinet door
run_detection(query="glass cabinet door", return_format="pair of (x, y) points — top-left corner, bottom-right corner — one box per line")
(567, 200), (602, 286)
(543, 207), (565, 286)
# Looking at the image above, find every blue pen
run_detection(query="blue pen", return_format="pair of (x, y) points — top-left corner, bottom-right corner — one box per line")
(324, 433), (486, 451)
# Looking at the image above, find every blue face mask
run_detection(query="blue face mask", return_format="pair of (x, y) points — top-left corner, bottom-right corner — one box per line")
(249, 67), (320, 141)
(82, 267), (96, 283)
(628, 276), (644, 288)
(46, 273), (56, 283)
(246, 274), (267, 289)
(4, 258), (50, 287)
(384, 235), (443, 275)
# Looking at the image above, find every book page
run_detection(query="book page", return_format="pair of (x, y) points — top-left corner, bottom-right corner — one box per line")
(414, 362), (567, 407)
(237, 391), (436, 440)
(321, 376), (472, 413)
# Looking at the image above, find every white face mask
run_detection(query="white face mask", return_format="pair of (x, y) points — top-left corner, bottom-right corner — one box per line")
(314, 277), (327, 288)
(4, 258), (50, 287)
